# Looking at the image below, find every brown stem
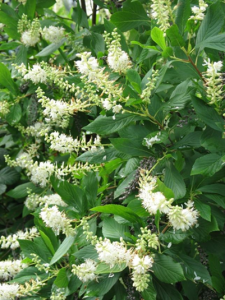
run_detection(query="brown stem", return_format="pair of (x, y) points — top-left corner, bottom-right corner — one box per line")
(161, 224), (170, 234)
(92, 3), (97, 26)
(187, 55), (206, 84)
(80, 0), (87, 14)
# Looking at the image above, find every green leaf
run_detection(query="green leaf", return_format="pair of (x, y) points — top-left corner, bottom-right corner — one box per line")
(0, 184), (6, 195)
(0, 167), (19, 185)
(192, 216), (219, 242)
(196, 2), (224, 49)
(0, 42), (20, 50)
(83, 113), (144, 135)
(152, 254), (185, 283)
(110, 138), (151, 157)
(7, 182), (43, 199)
(151, 27), (166, 50)
(39, 230), (55, 255)
(194, 199), (211, 221)
(114, 170), (136, 199)
(198, 184), (225, 196)
(173, 131), (202, 150)
(12, 267), (47, 284)
(191, 154), (225, 177)
(160, 230), (191, 244)
(110, 1), (149, 32)
(153, 277), (183, 300)
(85, 273), (120, 297)
(50, 235), (75, 265)
(126, 69), (142, 94)
(54, 268), (69, 288)
(204, 194), (225, 209)
(91, 32), (105, 54)
(141, 281), (156, 300)
(196, 33), (225, 51)
(36, 38), (67, 56)
(51, 177), (86, 214)
(95, 262), (127, 274)
(15, 45), (27, 66)
(102, 218), (129, 240)
(166, 24), (185, 47)
(36, 0), (55, 8)
(171, 253), (212, 286)
(25, 0), (36, 19)
(81, 172), (98, 209)
(74, 245), (98, 260)
(192, 97), (224, 132)
(91, 204), (144, 225)
(175, 0), (190, 34)
(164, 163), (186, 200)
(19, 237), (52, 263)
(0, 62), (17, 94)
(6, 104), (22, 126)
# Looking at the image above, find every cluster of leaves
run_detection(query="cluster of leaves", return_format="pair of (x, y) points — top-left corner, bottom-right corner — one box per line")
(0, 0), (225, 299)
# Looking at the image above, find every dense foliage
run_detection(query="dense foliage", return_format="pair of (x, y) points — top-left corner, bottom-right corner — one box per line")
(0, 0), (225, 299)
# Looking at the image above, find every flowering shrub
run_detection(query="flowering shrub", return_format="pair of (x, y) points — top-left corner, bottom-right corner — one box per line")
(0, 0), (225, 299)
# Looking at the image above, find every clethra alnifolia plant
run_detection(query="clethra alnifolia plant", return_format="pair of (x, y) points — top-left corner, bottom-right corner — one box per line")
(0, 0), (224, 299)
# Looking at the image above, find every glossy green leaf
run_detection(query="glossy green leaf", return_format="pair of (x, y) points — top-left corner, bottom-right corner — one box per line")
(54, 268), (69, 288)
(0, 167), (20, 185)
(166, 24), (185, 47)
(36, 38), (67, 56)
(111, 1), (149, 32)
(50, 236), (75, 265)
(7, 182), (43, 199)
(164, 163), (186, 199)
(91, 204), (144, 225)
(95, 262), (127, 274)
(83, 113), (144, 135)
(191, 154), (225, 177)
(0, 63), (17, 94)
(152, 254), (185, 283)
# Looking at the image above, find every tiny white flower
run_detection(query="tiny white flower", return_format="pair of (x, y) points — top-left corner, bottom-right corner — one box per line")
(42, 26), (65, 43)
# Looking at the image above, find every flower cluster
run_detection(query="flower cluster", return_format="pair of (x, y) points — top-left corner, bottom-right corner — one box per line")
(0, 260), (28, 281)
(75, 52), (125, 112)
(139, 171), (173, 215)
(24, 64), (47, 84)
(42, 26), (65, 43)
(18, 122), (51, 139)
(50, 290), (66, 300)
(40, 205), (74, 236)
(18, 14), (41, 47)
(136, 227), (159, 252)
(168, 201), (199, 231)
(0, 283), (19, 300)
(151, 0), (172, 32)
(80, 219), (154, 292)
(104, 29), (131, 73)
(25, 192), (67, 211)
(36, 88), (79, 128)
(0, 227), (39, 250)
(203, 59), (223, 105)
(138, 170), (199, 231)
(0, 101), (10, 116)
(46, 131), (102, 154)
(95, 238), (133, 268)
(72, 259), (97, 282)
(141, 70), (159, 103)
(131, 254), (153, 291)
(189, 0), (208, 23)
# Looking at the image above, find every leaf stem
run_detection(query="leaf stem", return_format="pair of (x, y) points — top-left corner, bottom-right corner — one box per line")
(161, 224), (170, 234)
